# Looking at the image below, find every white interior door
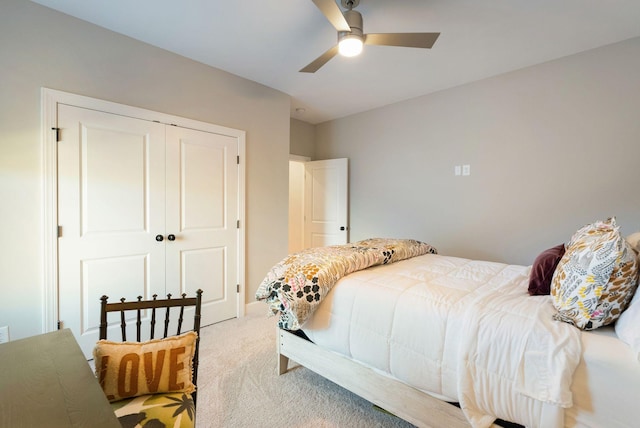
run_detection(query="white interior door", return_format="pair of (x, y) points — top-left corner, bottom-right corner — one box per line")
(165, 126), (238, 326)
(57, 105), (167, 356)
(304, 158), (349, 248)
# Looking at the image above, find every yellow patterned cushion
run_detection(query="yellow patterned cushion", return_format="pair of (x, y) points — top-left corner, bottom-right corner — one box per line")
(111, 392), (195, 428)
(94, 331), (197, 402)
(551, 218), (639, 330)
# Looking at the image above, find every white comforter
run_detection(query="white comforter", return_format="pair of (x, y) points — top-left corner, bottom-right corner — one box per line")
(301, 254), (582, 428)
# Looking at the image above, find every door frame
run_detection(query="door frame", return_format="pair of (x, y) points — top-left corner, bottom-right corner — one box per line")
(41, 88), (246, 333)
(288, 155), (310, 254)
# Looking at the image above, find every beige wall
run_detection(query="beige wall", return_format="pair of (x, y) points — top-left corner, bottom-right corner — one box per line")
(290, 118), (316, 159)
(317, 37), (640, 265)
(0, 0), (290, 340)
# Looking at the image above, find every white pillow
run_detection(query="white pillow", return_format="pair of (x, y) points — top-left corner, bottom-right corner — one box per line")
(627, 232), (640, 253)
(615, 232), (640, 361)
(616, 285), (640, 362)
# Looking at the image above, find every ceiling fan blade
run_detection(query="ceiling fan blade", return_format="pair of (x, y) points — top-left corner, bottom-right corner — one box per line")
(365, 32), (440, 49)
(300, 45), (340, 73)
(311, 0), (351, 32)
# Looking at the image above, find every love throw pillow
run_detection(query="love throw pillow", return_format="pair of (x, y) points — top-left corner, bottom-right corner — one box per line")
(93, 331), (197, 402)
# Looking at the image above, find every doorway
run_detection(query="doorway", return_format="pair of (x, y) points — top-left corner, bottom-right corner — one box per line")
(288, 156), (349, 254)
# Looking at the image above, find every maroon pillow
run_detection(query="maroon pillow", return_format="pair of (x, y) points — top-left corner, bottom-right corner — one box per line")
(528, 244), (566, 295)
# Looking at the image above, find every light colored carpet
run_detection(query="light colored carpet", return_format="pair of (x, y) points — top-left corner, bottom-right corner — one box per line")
(195, 312), (416, 428)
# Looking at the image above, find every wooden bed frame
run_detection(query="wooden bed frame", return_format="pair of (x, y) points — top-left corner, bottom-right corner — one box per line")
(277, 327), (472, 428)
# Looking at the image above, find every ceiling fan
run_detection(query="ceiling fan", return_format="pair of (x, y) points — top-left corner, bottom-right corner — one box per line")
(300, 0), (440, 73)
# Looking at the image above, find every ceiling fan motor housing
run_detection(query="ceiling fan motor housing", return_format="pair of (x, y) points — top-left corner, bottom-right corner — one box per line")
(341, 0), (360, 8)
(338, 9), (363, 43)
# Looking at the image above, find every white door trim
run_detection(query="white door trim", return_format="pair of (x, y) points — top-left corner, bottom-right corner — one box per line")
(289, 154), (311, 162)
(41, 88), (246, 332)
(288, 155), (311, 254)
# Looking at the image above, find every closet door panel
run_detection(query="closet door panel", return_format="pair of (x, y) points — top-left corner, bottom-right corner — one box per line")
(182, 141), (225, 229)
(81, 127), (147, 233)
(165, 127), (239, 325)
(57, 104), (166, 356)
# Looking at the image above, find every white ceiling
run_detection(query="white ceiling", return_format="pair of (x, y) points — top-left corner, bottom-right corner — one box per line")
(31, 0), (640, 124)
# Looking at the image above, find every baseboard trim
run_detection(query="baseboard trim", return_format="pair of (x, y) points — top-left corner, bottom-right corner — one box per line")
(245, 301), (265, 316)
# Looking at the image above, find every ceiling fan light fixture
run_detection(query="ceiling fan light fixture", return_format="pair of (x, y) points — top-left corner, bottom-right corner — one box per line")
(338, 8), (364, 57)
(338, 34), (363, 57)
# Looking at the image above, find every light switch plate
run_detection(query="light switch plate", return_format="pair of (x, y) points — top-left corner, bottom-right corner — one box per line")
(462, 164), (471, 176)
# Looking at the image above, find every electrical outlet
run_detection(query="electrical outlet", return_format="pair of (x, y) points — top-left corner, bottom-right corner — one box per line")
(0, 326), (9, 343)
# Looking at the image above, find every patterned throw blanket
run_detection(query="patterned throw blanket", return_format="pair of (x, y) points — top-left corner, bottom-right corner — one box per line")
(255, 238), (437, 330)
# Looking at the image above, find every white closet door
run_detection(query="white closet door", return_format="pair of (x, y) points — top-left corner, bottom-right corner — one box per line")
(57, 104), (167, 356)
(165, 126), (239, 326)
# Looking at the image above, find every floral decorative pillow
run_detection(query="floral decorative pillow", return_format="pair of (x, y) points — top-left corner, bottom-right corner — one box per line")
(551, 218), (639, 330)
(94, 331), (197, 402)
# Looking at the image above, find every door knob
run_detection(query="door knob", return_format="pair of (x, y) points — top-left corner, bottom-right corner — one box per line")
(155, 234), (164, 242)
(340, 226), (346, 231)
(167, 234), (176, 241)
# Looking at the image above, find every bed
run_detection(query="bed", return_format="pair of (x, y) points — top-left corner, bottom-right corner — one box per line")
(256, 227), (640, 428)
